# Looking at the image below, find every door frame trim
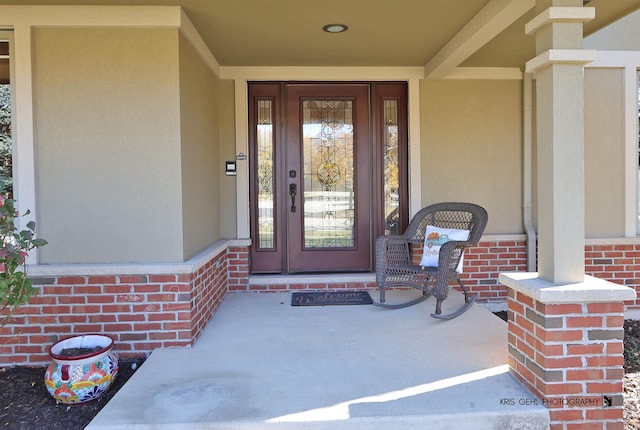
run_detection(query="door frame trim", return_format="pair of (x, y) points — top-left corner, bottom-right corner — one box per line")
(222, 67), (424, 240)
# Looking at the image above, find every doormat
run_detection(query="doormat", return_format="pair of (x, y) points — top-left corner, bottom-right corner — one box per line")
(291, 291), (373, 306)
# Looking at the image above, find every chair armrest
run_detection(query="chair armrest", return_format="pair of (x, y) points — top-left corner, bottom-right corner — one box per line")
(375, 235), (413, 285)
(375, 235), (410, 266)
(437, 240), (471, 274)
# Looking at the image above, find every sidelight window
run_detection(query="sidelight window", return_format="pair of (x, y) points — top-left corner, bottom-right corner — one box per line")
(256, 99), (275, 249)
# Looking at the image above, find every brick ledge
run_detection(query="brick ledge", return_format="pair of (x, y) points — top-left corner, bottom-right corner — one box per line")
(26, 240), (230, 277)
(499, 272), (636, 303)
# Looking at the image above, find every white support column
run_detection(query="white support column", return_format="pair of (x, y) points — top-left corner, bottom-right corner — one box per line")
(501, 4), (637, 426)
(525, 2), (595, 284)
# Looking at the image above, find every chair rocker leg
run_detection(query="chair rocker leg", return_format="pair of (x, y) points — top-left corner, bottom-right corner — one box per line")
(373, 290), (430, 309)
(430, 295), (477, 319)
(430, 277), (477, 320)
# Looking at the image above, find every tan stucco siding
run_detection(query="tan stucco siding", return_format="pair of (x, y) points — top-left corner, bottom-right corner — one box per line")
(584, 68), (625, 237)
(217, 79), (237, 239)
(178, 32), (221, 259)
(32, 27), (183, 263)
(420, 79), (523, 234)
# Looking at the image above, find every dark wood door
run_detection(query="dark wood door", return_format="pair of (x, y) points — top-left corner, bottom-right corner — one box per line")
(248, 82), (407, 274)
(285, 84), (371, 272)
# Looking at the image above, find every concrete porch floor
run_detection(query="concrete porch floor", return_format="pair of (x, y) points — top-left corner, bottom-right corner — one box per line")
(87, 290), (550, 429)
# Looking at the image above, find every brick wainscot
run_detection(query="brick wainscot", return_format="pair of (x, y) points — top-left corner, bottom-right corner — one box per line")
(243, 236), (640, 314)
(0, 240), (249, 366)
(2, 235), (640, 367)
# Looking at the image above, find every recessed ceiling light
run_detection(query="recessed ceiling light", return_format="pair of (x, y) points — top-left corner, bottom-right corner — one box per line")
(322, 24), (348, 33)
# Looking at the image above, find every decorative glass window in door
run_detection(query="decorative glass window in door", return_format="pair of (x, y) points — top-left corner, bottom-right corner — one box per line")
(302, 100), (355, 248)
(257, 99), (275, 249)
(383, 99), (400, 235)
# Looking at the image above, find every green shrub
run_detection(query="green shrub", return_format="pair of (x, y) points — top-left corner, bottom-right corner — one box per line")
(0, 196), (47, 326)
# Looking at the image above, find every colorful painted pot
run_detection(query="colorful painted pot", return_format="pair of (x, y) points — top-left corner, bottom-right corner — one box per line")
(44, 334), (119, 404)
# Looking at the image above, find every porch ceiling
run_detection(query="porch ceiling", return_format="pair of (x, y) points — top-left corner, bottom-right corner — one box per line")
(0, 0), (638, 69)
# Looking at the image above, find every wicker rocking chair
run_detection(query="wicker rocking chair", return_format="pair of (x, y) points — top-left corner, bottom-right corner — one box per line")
(374, 202), (488, 319)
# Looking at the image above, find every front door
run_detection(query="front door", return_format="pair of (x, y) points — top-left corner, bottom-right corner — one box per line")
(249, 82), (407, 274)
(286, 84), (371, 272)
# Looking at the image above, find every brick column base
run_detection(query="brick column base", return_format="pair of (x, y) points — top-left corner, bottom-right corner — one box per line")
(501, 273), (635, 430)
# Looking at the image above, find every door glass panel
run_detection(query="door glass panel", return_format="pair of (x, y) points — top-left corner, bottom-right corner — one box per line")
(257, 99), (275, 249)
(383, 99), (400, 235)
(302, 100), (355, 248)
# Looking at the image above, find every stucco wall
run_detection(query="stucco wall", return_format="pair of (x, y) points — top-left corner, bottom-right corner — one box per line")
(178, 32), (221, 259)
(584, 67), (625, 237)
(32, 27), (184, 263)
(217, 80), (237, 239)
(420, 79), (523, 234)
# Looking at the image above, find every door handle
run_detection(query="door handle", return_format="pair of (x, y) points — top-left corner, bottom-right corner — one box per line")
(289, 183), (297, 213)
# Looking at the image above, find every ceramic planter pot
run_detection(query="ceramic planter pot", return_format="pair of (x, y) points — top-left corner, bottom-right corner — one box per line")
(44, 334), (118, 404)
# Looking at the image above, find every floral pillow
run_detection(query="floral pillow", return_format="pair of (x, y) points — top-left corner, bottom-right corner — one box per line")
(420, 226), (470, 272)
